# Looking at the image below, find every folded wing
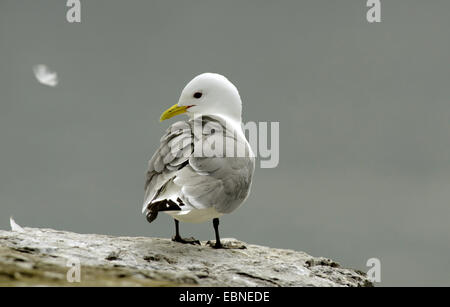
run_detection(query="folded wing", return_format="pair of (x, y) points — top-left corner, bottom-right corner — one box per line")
(142, 116), (255, 222)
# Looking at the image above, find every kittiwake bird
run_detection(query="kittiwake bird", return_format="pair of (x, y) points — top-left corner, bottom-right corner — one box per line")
(142, 73), (255, 248)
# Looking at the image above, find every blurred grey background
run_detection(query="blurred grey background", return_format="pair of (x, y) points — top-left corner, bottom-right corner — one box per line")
(1, 0), (449, 286)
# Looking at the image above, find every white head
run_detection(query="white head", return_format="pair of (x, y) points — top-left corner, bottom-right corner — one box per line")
(159, 73), (243, 123)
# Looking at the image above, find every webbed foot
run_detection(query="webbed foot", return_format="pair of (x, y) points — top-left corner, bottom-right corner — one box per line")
(172, 235), (201, 245)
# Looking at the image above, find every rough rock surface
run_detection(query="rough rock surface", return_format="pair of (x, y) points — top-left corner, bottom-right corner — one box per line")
(0, 226), (372, 287)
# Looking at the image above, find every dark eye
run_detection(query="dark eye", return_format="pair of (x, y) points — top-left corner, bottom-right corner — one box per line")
(193, 92), (202, 99)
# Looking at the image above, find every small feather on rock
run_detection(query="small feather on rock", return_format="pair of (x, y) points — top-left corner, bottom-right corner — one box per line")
(10, 217), (25, 233)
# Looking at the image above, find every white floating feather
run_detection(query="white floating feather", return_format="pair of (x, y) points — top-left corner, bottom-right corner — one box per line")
(33, 64), (59, 87)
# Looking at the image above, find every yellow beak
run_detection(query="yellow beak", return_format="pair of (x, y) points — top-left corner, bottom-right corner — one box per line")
(159, 104), (190, 122)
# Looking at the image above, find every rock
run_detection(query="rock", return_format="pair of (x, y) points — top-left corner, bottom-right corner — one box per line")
(0, 226), (372, 287)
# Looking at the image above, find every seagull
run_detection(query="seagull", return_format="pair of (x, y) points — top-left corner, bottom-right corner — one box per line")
(142, 73), (255, 248)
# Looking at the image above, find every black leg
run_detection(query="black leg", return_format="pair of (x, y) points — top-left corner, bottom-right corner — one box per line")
(212, 218), (223, 249)
(174, 219), (181, 239)
(171, 219), (200, 245)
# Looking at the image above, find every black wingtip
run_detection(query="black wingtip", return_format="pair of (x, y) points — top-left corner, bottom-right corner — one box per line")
(146, 210), (158, 223)
(145, 199), (182, 224)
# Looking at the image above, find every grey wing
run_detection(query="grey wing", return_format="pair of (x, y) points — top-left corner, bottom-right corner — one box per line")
(174, 116), (255, 214)
(174, 155), (255, 214)
(142, 121), (193, 214)
(143, 115), (255, 220)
